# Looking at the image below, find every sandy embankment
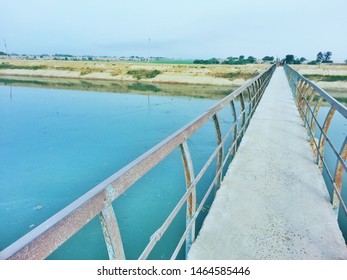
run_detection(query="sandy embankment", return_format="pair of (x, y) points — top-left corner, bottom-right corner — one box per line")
(293, 64), (347, 92)
(1, 60), (347, 101)
(0, 59), (267, 87)
(0, 68), (82, 79)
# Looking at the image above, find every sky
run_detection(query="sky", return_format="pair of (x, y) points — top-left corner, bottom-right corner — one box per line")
(0, 0), (346, 61)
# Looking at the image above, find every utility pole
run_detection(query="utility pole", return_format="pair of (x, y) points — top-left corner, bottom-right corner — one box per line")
(4, 39), (9, 58)
(147, 38), (150, 63)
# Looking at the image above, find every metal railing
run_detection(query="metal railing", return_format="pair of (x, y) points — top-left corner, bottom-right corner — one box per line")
(284, 64), (347, 219)
(0, 64), (276, 260)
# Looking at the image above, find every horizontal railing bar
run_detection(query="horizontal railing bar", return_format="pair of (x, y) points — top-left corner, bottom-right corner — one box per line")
(296, 83), (347, 215)
(0, 189), (107, 259)
(138, 181), (195, 259)
(141, 87), (261, 259)
(171, 115), (245, 260)
(1, 65), (275, 260)
(293, 82), (347, 175)
(170, 157), (224, 259)
(334, 186), (347, 215)
(298, 89), (347, 172)
(149, 81), (263, 260)
(286, 65), (347, 118)
(303, 107), (347, 214)
(139, 115), (237, 259)
(284, 64), (347, 218)
(320, 156), (347, 215)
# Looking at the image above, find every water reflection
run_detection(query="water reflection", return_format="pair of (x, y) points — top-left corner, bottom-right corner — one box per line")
(0, 76), (233, 100)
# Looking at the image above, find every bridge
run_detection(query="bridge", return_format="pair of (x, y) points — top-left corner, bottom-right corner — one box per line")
(188, 67), (347, 259)
(1, 64), (346, 260)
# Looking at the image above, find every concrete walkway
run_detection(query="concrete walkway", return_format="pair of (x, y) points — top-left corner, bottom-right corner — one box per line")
(188, 68), (347, 260)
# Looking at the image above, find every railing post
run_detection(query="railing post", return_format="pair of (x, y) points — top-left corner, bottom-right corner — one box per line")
(179, 141), (196, 257)
(247, 87), (252, 116)
(0, 65), (276, 260)
(284, 64), (347, 220)
(230, 100), (238, 156)
(332, 138), (347, 214)
(256, 83), (262, 106)
(296, 80), (305, 120)
(317, 107), (336, 170)
(99, 204), (125, 260)
(240, 92), (246, 138)
(309, 96), (324, 158)
(248, 85), (256, 117)
(213, 114), (223, 191)
(301, 82), (311, 129)
(305, 88), (316, 137)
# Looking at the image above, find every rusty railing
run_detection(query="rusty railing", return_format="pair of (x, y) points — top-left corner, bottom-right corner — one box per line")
(0, 64), (276, 260)
(284, 64), (347, 219)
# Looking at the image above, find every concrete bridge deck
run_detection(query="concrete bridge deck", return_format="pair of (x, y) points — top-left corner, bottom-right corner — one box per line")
(188, 68), (347, 259)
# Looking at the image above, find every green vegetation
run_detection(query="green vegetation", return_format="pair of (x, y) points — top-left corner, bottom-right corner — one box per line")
(223, 56), (257, 65)
(212, 71), (259, 80)
(283, 51), (333, 65)
(0, 77), (48, 86)
(54, 53), (73, 57)
(80, 67), (105, 75)
(110, 69), (121, 76)
(80, 68), (94, 75)
(262, 56), (274, 62)
(0, 51), (7, 56)
(193, 56), (258, 65)
(282, 55), (306, 65)
(54, 66), (75, 71)
(127, 69), (161, 80)
(149, 59), (194, 64)
(193, 58), (220, 64)
(307, 60), (318, 65)
(128, 82), (161, 92)
(0, 76), (231, 99)
(303, 74), (347, 82)
(317, 51), (333, 63)
(0, 62), (47, 70)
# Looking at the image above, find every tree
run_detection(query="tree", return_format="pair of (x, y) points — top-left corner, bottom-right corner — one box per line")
(300, 57), (306, 63)
(262, 56), (274, 62)
(222, 55), (257, 65)
(247, 56), (256, 63)
(316, 52), (324, 62)
(293, 58), (302, 64)
(308, 60), (318, 65)
(223, 57), (240, 65)
(317, 51), (332, 63)
(208, 58), (220, 64)
(193, 58), (220, 64)
(285, 54), (295, 64)
(323, 51), (332, 62)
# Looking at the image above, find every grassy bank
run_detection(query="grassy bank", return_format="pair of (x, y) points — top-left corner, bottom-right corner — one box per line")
(303, 74), (347, 82)
(0, 62), (48, 70)
(0, 59), (267, 86)
(1, 60), (346, 103)
(0, 75), (234, 99)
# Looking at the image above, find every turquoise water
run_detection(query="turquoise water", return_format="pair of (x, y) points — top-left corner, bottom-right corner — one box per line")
(1, 85), (345, 259)
(0, 85), (235, 259)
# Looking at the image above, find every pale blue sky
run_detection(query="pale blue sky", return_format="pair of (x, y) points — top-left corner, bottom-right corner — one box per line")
(1, 0), (346, 61)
